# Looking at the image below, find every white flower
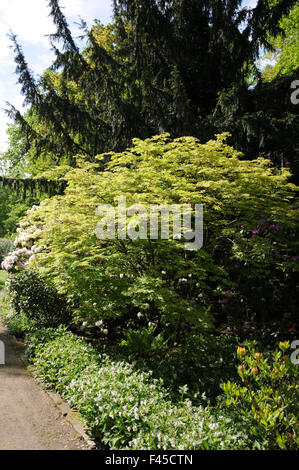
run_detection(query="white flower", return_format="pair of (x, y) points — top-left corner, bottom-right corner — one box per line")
(31, 245), (42, 254)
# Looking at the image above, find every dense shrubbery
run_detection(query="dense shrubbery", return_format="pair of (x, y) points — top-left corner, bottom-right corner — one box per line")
(6, 270), (72, 328)
(10, 133), (298, 342)
(120, 332), (239, 403)
(1, 246), (40, 272)
(1, 295), (34, 337)
(222, 341), (299, 450)
(0, 209), (72, 329)
(21, 326), (297, 450)
(1, 133), (298, 450)
(25, 326), (252, 450)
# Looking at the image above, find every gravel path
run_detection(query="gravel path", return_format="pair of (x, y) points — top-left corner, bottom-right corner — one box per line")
(0, 324), (89, 450)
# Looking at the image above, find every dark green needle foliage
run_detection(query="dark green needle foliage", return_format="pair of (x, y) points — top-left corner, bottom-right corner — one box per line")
(2, 0), (297, 182)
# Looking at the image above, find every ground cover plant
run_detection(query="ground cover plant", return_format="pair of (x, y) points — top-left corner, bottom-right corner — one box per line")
(1, 290), (297, 450)
(21, 326), (262, 450)
(0, 323), (292, 450)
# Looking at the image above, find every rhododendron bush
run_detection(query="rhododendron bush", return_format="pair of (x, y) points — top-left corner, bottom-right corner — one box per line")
(5, 134), (298, 341)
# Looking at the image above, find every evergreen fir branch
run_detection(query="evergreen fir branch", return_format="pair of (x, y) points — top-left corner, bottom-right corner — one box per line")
(0, 175), (67, 198)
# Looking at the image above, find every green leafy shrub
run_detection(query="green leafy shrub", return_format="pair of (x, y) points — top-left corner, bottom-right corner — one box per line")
(27, 327), (252, 450)
(222, 341), (299, 449)
(67, 359), (250, 450)
(28, 327), (100, 390)
(4, 310), (34, 337)
(0, 289), (34, 337)
(25, 326), (71, 360)
(120, 326), (168, 355)
(18, 134), (299, 337)
(129, 333), (239, 404)
(112, 329), (239, 403)
(7, 270), (73, 328)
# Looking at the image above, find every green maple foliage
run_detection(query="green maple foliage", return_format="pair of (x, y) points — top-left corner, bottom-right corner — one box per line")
(13, 134), (298, 340)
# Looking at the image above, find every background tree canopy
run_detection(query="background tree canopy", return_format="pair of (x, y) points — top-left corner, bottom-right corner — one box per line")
(1, 2), (298, 451)
(262, 0), (299, 80)
(1, 0), (298, 184)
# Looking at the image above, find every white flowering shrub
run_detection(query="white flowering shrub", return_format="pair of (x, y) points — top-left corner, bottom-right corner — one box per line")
(1, 247), (40, 273)
(12, 204), (44, 249)
(1, 203), (71, 328)
(1, 204), (44, 273)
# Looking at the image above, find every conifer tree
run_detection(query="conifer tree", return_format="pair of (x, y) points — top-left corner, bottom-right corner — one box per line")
(4, 0), (298, 181)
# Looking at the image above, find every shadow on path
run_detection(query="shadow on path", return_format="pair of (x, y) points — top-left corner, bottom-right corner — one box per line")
(0, 324), (88, 450)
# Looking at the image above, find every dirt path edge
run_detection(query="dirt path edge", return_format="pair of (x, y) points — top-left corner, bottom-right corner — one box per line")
(1, 324), (95, 450)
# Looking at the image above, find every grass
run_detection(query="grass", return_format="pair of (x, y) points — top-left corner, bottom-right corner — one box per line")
(0, 270), (8, 289)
